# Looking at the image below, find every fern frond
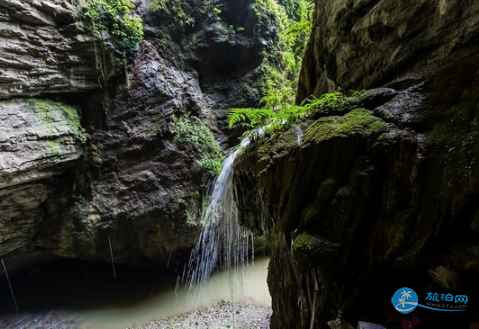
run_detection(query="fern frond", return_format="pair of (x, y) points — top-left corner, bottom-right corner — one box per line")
(301, 91), (346, 112)
(227, 108), (276, 129)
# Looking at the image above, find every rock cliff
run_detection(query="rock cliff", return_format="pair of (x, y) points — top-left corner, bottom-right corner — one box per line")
(236, 0), (479, 328)
(0, 98), (85, 270)
(0, 0), (105, 98)
(0, 0), (273, 273)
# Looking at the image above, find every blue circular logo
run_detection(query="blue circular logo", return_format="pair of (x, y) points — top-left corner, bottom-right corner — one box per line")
(391, 287), (418, 314)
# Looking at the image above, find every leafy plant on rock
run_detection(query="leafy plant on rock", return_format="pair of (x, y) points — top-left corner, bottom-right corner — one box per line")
(82, 0), (143, 84)
(147, 0), (219, 27)
(169, 114), (224, 175)
(228, 91), (348, 136)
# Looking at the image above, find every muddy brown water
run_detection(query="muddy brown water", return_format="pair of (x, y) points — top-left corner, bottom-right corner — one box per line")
(0, 258), (270, 329)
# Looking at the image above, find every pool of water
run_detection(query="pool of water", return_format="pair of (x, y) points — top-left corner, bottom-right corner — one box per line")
(0, 258), (270, 329)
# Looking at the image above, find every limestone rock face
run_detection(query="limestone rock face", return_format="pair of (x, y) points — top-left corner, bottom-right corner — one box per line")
(34, 41), (211, 265)
(144, 0), (273, 146)
(237, 0), (479, 328)
(298, 0), (479, 99)
(0, 98), (84, 271)
(0, 0), (104, 98)
(0, 0), (271, 272)
(32, 0), (272, 265)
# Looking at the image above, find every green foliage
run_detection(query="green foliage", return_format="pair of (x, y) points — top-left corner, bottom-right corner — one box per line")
(293, 232), (314, 251)
(230, 0), (313, 138)
(169, 114), (224, 175)
(82, 0), (143, 62)
(250, 0), (313, 106)
(148, 0), (218, 26)
(149, 0), (193, 26)
(228, 92), (347, 136)
(228, 108), (276, 129)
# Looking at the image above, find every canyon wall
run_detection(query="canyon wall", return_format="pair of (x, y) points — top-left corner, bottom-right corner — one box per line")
(236, 0), (479, 327)
(0, 0), (272, 272)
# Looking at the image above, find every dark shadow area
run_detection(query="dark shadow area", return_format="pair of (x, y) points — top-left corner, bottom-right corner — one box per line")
(0, 258), (179, 315)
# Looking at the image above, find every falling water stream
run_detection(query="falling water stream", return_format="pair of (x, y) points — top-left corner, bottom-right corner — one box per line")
(185, 135), (256, 299)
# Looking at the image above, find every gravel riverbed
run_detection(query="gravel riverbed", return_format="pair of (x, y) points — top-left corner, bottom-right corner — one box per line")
(0, 302), (271, 329)
(0, 310), (82, 329)
(125, 301), (272, 329)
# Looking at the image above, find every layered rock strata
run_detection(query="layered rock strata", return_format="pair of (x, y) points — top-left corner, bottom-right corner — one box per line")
(0, 98), (85, 271)
(0, 0), (272, 273)
(0, 0), (105, 98)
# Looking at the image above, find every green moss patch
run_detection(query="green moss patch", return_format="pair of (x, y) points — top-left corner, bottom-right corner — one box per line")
(28, 98), (86, 145)
(303, 108), (388, 144)
(82, 0), (143, 62)
(293, 232), (314, 252)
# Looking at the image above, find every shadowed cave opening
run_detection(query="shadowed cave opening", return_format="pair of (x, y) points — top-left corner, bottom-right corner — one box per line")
(0, 259), (179, 314)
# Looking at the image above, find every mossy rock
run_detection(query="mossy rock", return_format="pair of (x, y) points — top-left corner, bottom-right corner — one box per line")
(292, 232), (339, 268)
(28, 98), (86, 145)
(303, 108), (388, 144)
(293, 232), (315, 252)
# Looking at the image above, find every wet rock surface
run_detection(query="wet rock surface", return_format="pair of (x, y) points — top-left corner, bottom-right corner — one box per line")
(236, 1), (479, 328)
(0, 0), (273, 272)
(143, 0), (271, 146)
(0, 98), (85, 272)
(35, 40), (213, 264)
(298, 0), (479, 99)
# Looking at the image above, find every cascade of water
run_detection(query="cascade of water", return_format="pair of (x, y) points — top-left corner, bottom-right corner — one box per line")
(185, 135), (256, 296)
(295, 124), (303, 145)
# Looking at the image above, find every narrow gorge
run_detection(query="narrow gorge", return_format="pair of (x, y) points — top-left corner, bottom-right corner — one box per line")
(1, 0), (479, 329)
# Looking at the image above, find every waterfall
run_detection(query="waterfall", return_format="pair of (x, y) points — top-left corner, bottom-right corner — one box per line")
(295, 124), (303, 145)
(185, 135), (256, 296)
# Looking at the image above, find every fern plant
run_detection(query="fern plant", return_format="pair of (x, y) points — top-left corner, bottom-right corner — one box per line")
(227, 91), (348, 137)
(228, 108), (276, 129)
